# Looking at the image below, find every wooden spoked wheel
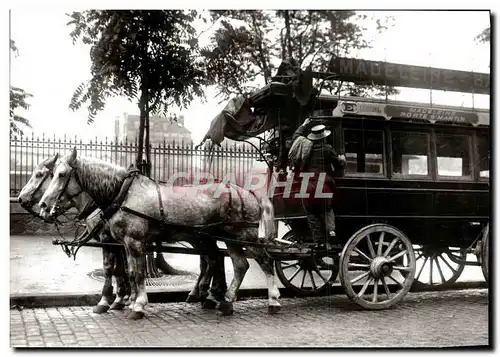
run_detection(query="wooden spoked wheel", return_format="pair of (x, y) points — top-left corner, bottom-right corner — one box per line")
(481, 224), (489, 284)
(339, 224), (416, 310)
(275, 230), (339, 296)
(412, 246), (467, 288)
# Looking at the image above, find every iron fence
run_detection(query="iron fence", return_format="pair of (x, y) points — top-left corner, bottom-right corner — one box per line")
(10, 134), (262, 197)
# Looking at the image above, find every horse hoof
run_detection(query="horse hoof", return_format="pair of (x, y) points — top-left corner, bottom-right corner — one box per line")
(268, 305), (281, 314)
(125, 300), (131, 307)
(109, 301), (126, 311)
(127, 310), (145, 320)
(201, 298), (217, 310)
(186, 295), (199, 303)
(93, 304), (110, 314)
(218, 301), (234, 316)
(199, 294), (208, 303)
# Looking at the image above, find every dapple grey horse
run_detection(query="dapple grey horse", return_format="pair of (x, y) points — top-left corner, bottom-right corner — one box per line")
(19, 154), (228, 312)
(17, 153), (131, 312)
(39, 147), (280, 320)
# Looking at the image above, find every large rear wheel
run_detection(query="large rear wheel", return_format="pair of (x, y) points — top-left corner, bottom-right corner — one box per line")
(412, 246), (466, 289)
(481, 224), (489, 284)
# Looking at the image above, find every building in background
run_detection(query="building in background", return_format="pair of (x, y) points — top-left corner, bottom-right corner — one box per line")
(114, 113), (196, 182)
(114, 113), (193, 145)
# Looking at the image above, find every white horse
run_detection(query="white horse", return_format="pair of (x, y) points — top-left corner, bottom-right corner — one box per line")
(38, 147), (280, 320)
(19, 154), (229, 313)
(17, 153), (131, 312)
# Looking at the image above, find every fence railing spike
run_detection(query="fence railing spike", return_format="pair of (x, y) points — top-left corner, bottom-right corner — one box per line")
(10, 134), (261, 196)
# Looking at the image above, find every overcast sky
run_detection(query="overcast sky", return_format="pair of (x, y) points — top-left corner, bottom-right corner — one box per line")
(9, 10), (490, 143)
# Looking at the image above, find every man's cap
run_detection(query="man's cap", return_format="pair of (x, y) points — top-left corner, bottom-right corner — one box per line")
(307, 124), (331, 141)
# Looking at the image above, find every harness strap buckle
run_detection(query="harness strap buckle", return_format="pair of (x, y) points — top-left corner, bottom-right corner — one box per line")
(155, 181), (167, 226)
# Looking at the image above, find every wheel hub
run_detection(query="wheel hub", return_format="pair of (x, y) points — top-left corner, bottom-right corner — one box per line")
(300, 259), (315, 270)
(370, 257), (393, 278)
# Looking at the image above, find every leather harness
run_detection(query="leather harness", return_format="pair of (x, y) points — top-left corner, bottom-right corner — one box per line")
(57, 164), (264, 260)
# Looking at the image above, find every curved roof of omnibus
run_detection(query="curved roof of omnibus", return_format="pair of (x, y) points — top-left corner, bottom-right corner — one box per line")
(314, 94), (489, 127)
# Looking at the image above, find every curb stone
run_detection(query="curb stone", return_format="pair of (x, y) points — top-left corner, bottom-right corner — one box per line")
(10, 281), (487, 309)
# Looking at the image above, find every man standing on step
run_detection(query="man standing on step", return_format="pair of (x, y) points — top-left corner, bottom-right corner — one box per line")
(290, 118), (346, 245)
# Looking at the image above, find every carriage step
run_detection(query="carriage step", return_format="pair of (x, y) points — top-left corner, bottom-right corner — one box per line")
(274, 237), (295, 245)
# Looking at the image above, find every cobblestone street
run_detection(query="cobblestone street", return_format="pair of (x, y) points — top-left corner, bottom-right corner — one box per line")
(10, 289), (489, 348)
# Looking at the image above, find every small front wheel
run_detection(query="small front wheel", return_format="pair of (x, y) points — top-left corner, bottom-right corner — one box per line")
(275, 231), (339, 296)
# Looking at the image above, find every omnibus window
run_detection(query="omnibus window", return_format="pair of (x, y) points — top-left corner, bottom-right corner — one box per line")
(392, 132), (430, 177)
(477, 135), (489, 179)
(344, 129), (385, 175)
(435, 134), (472, 178)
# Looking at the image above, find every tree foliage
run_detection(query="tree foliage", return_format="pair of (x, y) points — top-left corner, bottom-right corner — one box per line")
(67, 10), (208, 123)
(476, 27), (490, 43)
(201, 10), (398, 101)
(67, 10), (212, 175)
(10, 40), (33, 139)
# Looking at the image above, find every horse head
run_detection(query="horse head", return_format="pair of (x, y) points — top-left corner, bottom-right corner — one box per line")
(18, 153), (59, 218)
(38, 147), (82, 221)
(39, 146), (127, 221)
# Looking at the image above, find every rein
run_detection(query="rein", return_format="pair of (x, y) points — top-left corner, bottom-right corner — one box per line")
(53, 165), (140, 259)
(64, 166), (141, 259)
(41, 163), (102, 259)
(58, 214), (106, 260)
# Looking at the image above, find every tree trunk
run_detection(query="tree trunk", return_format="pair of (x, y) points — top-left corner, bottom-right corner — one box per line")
(137, 15), (181, 277)
(284, 10), (293, 59)
(140, 89), (181, 276)
(155, 250), (182, 275)
(136, 90), (147, 170)
(144, 108), (152, 177)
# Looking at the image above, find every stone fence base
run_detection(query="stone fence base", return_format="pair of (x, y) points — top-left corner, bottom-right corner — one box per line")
(10, 201), (79, 236)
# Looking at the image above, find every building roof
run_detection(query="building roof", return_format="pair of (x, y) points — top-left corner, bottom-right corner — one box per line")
(126, 114), (192, 135)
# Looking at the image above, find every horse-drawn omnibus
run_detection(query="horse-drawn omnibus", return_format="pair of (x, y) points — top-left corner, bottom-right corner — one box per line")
(200, 57), (490, 306)
(260, 88), (490, 300)
(47, 58), (489, 313)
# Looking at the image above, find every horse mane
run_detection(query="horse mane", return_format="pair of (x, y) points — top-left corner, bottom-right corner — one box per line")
(74, 156), (129, 205)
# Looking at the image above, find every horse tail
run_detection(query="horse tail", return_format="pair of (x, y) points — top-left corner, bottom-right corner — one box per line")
(251, 190), (276, 240)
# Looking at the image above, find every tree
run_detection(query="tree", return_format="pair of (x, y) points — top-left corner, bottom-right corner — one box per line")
(67, 10), (211, 276)
(67, 10), (210, 175)
(10, 40), (33, 139)
(476, 27), (490, 43)
(201, 10), (398, 101)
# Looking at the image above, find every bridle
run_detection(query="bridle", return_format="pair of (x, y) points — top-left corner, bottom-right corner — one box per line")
(48, 160), (105, 260)
(50, 161), (84, 219)
(22, 171), (52, 219)
(21, 168), (81, 226)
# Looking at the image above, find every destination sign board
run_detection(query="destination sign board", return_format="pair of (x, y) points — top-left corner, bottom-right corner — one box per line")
(385, 105), (479, 124)
(332, 99), (487, 126)
(328, 57), (490, 95)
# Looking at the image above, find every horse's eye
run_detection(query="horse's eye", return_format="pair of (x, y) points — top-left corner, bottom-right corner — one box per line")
(59, 172), (66, 178)
(35, 172), (42, 178)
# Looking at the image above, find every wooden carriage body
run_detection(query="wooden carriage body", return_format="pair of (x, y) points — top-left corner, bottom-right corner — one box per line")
(243, 59), (490, 252)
